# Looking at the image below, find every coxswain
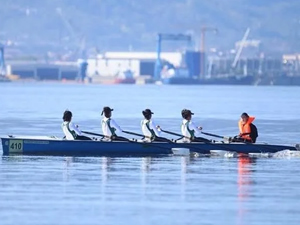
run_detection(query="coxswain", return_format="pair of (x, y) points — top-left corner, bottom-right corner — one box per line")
(101, 106), (128, 141)
(181, 109), (210, 143)
(233, 112), (258, 143)
(61, 110), (91, 140)
(141, 109), (169, 142)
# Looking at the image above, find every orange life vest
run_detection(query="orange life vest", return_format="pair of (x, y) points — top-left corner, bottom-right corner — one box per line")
(238, 116), (255, 142)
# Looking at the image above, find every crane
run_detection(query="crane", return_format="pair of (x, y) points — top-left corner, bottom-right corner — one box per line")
(56, 8), (88, 81)
(56, 8), (86, 60)
(154, 33), (192, 80)
(200, 26), (218, 79)
(56, 8), (77, 41)
(232, 28), (251, 68)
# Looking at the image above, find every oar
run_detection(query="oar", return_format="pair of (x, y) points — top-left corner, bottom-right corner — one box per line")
(160, 129), (215, 154)
(82, 131), (107, 138)
(123, 130), (145, 138)
(82, 130), (181, 152)
(201, 131), (231, 140)
(158, 129), (193, 143)
(160, 129), (184, 138)
(160, 129), (247, 153)
(81, 131), (132, 141)
(201, 131), (253, 145)
(160, 129), (209, 143)
(201, 131), (283, 153)
(159, 129), (215, 152)
(84, 130), (227, 155)
(123, 130), (175, 143)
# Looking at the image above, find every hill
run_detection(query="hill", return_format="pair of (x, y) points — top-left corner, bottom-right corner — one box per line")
(1, 0), (300, 55)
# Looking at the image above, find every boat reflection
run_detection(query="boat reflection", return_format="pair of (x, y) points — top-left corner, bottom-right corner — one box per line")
(63, 156), (73, 182)
(141, 157), (152, 173)
(237, 157), (256, 225)
(180, 155), (200, 200)
(238, 157), (256, 199)
(140, 157), (152, 198)
(101, 156), (113, 185)
(1, 155), (24, 163)
(180, 156), (189, 200)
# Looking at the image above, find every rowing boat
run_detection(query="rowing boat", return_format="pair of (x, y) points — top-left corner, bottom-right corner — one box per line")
(0, 135), (298, 157)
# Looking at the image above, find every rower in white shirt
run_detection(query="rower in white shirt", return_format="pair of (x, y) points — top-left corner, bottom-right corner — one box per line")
(181, 109), (210, 143)
(101, 106), (128, 141)
(61, 110), (91, 140)
(141, 109), (168, 142)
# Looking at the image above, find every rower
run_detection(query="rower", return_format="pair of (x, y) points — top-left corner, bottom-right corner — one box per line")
(233, 112), (258, 143)
(101, 106), (128, 141)
(141, 109), (169, 142)
(61, 110), (91, 140)
(180, 109), (210, 143)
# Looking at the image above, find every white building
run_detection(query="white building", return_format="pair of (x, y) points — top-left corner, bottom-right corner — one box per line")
(87, 51), (183, 77)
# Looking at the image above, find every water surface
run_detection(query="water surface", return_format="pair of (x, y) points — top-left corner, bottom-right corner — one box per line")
(0, 83), (300, 225)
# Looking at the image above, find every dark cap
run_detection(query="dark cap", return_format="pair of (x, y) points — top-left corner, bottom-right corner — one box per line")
(101, 106), (113, 115)
(241, 112), (249, 118)
(63, 110), (72, 121)
(142, 109), (154, 116)
(181, 109), (194, 117)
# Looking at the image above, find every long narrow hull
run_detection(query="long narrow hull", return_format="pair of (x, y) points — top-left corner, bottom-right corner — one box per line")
(0, 137), (297, 157)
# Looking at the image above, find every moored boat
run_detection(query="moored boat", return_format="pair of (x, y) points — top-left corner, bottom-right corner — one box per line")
(0, 136), (298, 157)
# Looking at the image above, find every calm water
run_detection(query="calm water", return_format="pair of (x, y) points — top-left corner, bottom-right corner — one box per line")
(0, 83), (300, 225)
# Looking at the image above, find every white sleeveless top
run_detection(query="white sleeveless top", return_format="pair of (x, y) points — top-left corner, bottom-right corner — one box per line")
(141, 119), (161, 138)
(101, 117), (122, 136)
(61, 122), (82, 140)
(181, 119), (201, 141)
